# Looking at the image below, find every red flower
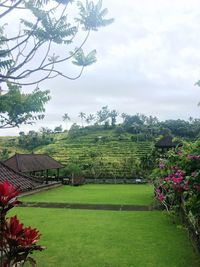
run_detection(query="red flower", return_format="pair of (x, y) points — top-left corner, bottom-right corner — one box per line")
(0, 181), (20, 209)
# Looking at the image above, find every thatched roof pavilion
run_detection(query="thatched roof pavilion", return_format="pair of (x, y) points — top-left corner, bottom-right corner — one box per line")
(155, 135), (181, 152)
(0, 161), (42, 192)
(4, 153), (64, 179)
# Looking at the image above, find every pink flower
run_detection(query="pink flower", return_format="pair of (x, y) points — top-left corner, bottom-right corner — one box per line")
(187, 154), (200, 160)
(155, 188), (161, 194)
(158, 194), (166, 202)
(159, 163), (165, 169)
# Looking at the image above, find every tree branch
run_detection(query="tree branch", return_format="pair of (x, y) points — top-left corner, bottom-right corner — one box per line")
(0, 0), (23, 19)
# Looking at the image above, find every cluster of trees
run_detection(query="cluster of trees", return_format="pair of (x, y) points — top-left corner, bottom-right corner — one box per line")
(63, 106), (119, 128)
(62, 106), (200, 140)
(19, 128), (54, 149)
(0, 0), (113, 129)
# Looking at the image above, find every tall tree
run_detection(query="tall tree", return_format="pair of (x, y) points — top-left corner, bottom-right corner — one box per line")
(85, 113), (95, 125)
(96, 105), (109, 125)
(63, 113), (70, 129)
(78, 112), (86, 127)
(109, 109), (118, 127)
(121, 112), (128, 123)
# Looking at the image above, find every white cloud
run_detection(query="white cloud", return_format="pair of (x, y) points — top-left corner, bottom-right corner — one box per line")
(1, 0), (200, 136)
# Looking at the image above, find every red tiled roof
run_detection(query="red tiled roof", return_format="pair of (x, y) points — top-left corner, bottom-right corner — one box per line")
(0, 161), (42, 192)
(4, 153), (63, 172)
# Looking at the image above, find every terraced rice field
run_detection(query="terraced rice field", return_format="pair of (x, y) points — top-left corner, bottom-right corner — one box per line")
(34, 130), (154, 178)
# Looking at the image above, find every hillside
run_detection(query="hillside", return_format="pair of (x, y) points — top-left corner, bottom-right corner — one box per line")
(0, 129), (154, 179)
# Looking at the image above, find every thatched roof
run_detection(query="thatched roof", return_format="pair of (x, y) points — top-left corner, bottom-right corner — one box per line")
(0, 161), (42, 192)
(4, 153), (63, 173)
(155, 136), (180, 148)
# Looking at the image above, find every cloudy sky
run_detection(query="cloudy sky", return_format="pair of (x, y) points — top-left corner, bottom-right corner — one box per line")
(2, 0), (200, 136)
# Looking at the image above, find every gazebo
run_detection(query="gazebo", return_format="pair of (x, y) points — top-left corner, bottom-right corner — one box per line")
(0, 161), (42, 192)
(155, 135), (181, 152)
(4, 153), (64, 180)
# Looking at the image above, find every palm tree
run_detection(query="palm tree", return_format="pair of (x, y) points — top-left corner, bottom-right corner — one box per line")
(109, 110), (119, 127)
(121, 112), (127, 123)
(86, 114), (96, 125)
(78, 112), (86, 127)
(63, 113), (70, 129)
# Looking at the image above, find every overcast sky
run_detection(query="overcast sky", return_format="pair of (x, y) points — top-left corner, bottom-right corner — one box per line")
(2, 0), (200, 136)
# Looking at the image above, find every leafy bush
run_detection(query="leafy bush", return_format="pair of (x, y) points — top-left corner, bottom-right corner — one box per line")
(152, 144), (200, 232)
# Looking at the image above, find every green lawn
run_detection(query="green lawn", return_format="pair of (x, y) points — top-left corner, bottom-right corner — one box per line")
(21, 184), (153, 205)
(11, 208), (200, 267)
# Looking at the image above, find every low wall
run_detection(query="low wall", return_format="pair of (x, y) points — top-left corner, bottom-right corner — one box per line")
(84, 178), (147, 184)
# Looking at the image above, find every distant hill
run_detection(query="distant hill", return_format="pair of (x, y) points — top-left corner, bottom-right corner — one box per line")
(0, 128), (154, 179)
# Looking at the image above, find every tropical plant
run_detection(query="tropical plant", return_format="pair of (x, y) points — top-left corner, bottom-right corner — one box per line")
(85, 113), (95, 125)
(152, 145), (200, 233)
(63, 113), (71, 129)
(78, 112), (86, 127)
(0, 181), (44, 266)
(109, 109), (118, 127)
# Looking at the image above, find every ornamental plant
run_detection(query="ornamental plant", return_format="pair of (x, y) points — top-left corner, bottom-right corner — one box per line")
(152, 145), (200, 232)
(0, 181), (44, 266)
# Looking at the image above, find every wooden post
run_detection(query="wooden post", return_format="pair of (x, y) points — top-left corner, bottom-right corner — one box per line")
(57, 168), (60, 181)
(46, 169), (49, 184)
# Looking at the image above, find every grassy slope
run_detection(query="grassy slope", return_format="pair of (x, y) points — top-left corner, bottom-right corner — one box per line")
(0, 129), (154, 178)
(0, 136), (29, 155)
(35, 130), (153, 177)
(11, 208), (200, 267)
(21, 184), (154, 205)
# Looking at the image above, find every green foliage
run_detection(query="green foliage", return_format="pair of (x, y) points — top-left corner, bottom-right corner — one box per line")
(71, 48), (97, 66)
(22, 3), (77, 44)
(32, 128), (154, 179)
(0, 83), (50, 128)
(0, 148), (9, 161)
(0, 0), (113, 85)
(68, 123), (82, 138)
(152, 141), (200, 233)
(18, 130), (54, 149)
(54, 125), (63, 133)
(96, 105), (110, 125)
(65, 162), (82, 178)
(77, 0), (114, 31)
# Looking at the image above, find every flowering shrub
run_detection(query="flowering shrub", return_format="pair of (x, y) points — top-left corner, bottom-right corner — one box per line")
(152, 147), (200, 231)
(0, 181), (44, 266)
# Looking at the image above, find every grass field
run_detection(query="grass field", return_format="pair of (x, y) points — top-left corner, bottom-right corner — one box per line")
(21, 184), (154, 205)
(11, 208), (200, 267)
